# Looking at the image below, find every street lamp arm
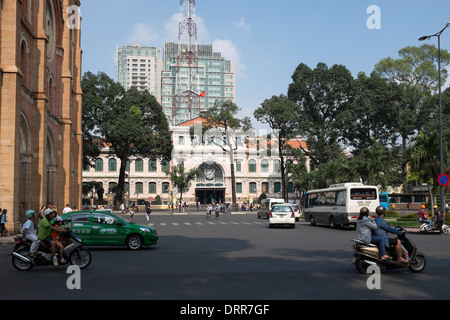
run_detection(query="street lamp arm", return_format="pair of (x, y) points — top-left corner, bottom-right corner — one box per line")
(418, 22), (450, 41)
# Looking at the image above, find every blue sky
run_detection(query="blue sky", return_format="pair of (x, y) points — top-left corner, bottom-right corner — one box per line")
(81, 0), (450, 129)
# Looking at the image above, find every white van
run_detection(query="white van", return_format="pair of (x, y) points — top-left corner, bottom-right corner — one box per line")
(257, 198), (284, 219)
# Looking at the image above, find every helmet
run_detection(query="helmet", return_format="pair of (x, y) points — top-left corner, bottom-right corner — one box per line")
(25, 210), (35, 219)
(54, 216), (63, 224)
(360, 207), (370, 215)
(44, 208), (56, 217)
(421, 205), (426, 209)
(375, 206), (386, 215)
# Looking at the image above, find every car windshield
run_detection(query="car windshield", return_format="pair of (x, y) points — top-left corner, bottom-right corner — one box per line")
(272, 206), (292, 212)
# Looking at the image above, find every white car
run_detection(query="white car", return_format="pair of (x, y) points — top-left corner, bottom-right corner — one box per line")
(291, 204), (301, 221)
(269, 204), (296, 228)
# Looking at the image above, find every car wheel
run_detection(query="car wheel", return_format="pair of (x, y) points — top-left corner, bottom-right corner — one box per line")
(126, 234), (143, 250)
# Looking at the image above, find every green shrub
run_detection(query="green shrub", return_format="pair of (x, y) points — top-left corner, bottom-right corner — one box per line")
(385, 210), (399, 217)
(153, 195), (162, 205)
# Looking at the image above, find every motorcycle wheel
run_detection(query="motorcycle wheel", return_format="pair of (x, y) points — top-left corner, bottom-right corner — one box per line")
(408, 254), (426, 273)
(355, 257), (371, 274)
(12, 248), (34, 271)
(69, 247), (92, 269)
(442, 225), (449, 235)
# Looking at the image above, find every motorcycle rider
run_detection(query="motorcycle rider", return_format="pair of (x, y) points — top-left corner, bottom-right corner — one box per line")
(434, 205), (446, 235)
(373, 206), (408, 262)
(356, 207), (391, 260)
(418, 204), (433, 231)
(20, 210), (40, 257)
(37, 208), (66, 266)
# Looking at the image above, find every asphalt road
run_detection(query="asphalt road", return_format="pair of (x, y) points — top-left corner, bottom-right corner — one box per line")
(1, 212), (449, 303)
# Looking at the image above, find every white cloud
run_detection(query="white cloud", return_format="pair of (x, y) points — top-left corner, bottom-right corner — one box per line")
(213, 39), (247, 79)
(233, 17), (251, 31)
(129, 23), (160, 45)
(164, 12), (209, 43)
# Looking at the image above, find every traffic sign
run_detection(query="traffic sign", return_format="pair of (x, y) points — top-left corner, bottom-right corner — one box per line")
(438, 173), (450, 187)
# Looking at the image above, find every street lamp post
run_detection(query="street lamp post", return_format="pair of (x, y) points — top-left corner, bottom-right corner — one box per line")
(419, 22), (450, 213)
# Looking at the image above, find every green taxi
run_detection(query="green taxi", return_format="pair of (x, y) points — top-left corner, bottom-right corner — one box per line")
(60, 210), (158, 250)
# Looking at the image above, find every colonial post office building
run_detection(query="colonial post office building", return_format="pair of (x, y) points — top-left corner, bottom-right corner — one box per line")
(82, 117), (308, 208)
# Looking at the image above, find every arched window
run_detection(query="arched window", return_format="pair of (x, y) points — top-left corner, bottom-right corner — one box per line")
(108, 182), (118, 193)
(274, 182), (281, 193)
(95, 158), (103, 172)
(148, 182), (156, 194)
(261, 159), (269, 173)
(273, 160), (281, 173)
(135, 158), (144, 172)
(162, 182), (170, 193)
(161, 161), (170, 172)
(20, 37), (29, 87)
(135, 182), (143, 194)
(148, 160), (157, 172)
(248, 159), (256, 173)
(108, 158), (117, 172)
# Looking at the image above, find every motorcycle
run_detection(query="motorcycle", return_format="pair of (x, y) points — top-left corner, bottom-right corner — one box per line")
(417, 217), (448, 235)
(11, 227), (92, 271)
(351, 226), (426, 274)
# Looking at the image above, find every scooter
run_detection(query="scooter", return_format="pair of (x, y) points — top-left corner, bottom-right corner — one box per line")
(351, 226), (426, 274)
(417, 217), (448, 235)
(11, 227), (92, 271)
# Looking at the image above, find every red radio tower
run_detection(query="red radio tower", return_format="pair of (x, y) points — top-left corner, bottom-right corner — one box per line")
(174, 0), (201, 124)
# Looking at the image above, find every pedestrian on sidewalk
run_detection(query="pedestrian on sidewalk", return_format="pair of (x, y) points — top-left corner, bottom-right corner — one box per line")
(145, 204), (152, 222)
(0, 209), (7, 237)
(215, 203), (220, 220)
(206, 203), (212, 220)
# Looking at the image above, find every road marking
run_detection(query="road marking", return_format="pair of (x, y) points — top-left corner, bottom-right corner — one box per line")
(155, 221), (272, 227)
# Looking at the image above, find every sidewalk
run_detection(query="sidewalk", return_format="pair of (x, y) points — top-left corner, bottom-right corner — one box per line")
(0, 234), (17, 245)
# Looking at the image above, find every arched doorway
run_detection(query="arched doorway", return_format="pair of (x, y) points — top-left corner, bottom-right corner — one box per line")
(195, 162), (226, 204)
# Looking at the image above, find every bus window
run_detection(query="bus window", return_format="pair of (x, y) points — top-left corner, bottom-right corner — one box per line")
(350, 188), (377, 200)
(336, 190), (346, 206)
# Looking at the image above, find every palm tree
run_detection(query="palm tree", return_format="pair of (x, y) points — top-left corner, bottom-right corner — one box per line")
(409, 132), (441, 212)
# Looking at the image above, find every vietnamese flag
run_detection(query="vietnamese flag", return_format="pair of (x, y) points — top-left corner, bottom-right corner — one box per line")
(199, 91), (206, 97)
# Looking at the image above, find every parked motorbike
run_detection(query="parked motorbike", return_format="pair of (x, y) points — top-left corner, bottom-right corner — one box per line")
(417, 217), (448, 235)
(11, 227), (92, 271)
(351, 226), (426, 274)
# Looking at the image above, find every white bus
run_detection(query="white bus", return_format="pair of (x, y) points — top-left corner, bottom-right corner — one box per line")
(304, 183), (380, 228)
